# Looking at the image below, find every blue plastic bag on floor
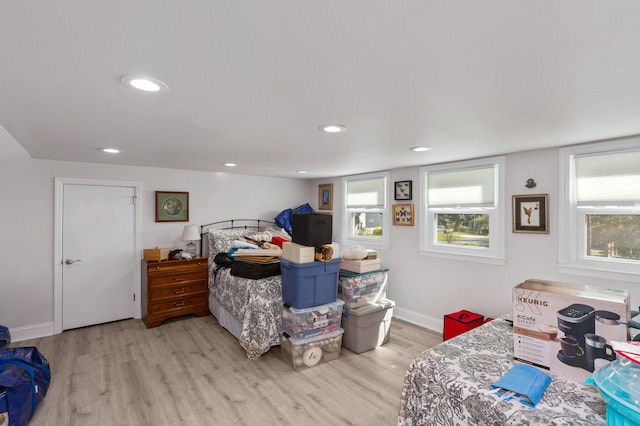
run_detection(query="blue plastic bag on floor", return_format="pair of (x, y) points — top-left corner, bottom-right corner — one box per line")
(0, 347), (51, 426)
(0, 326), (9, 349)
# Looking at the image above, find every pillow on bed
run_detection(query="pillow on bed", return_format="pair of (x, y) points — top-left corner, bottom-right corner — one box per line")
(208, 228), (254, 255)
(208, 227), (292, 255)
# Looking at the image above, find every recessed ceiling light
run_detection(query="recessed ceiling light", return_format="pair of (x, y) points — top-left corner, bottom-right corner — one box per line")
(99, 147), (121, 154)
(410, 146), (432, 152)
(120, 74), (169, 93)
(320, 124), (346, 133)
(296, 170), (308, 174)
(223, 163), (237, 167)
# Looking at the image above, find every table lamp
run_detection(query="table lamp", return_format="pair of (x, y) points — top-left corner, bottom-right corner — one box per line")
(181, 225), (201, 256)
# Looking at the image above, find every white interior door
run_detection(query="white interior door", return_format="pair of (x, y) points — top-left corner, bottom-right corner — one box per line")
(62, 183), (136, 330)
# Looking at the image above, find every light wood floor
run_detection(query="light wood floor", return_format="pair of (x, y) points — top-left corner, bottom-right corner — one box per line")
(16, 314), (441, 426)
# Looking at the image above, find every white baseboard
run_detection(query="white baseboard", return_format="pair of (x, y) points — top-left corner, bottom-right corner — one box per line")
(9, 322), (54, 343)
(393, 306), (443, 335)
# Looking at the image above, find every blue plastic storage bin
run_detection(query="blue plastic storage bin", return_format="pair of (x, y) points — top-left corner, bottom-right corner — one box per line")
(280, 258), (341, 309)
(590, 358), (640, 426)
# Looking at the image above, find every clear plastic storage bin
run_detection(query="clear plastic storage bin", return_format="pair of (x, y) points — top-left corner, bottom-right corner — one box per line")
(281, 328), (344, 370)
(282, 299), (344, 340)
(338, 268), (388, 308)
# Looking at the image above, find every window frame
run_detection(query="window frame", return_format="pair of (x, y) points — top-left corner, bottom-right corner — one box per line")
(559, 138), (640, 280)
(341, 171), (390, 249)
(420, 156), (505, 264)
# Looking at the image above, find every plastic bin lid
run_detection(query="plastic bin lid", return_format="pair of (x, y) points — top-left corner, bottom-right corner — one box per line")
(281, 257), (341, 268)
(339, 268), (388, 277)
(344, 299), (395, 316)
(283, 327), (344, 345)
(284, 298), (344, 314)
(591, 358), (640, 415)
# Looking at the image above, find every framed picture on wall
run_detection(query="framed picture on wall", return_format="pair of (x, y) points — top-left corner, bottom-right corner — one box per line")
(394, 180), (412, 200)
(318, 183), (333, 210)
(393, 203), (415, 226)
(155, 191), (189, 222)
(512, 194), (548, 233)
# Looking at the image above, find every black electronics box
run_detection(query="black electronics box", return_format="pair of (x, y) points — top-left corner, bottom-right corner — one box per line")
(292, 213), (332, 248)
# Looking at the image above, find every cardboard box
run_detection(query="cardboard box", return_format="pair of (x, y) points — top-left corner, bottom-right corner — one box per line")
(282, 242), (315, 264)
(143, 247), (170, 262)
(513, 279), (630, 383)
(340, 259), (382, 273)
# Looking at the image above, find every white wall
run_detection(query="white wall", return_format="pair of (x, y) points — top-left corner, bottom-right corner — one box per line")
(0, 125), (30, 167)
(313, 147), (639, 332)
(0, 159), (311, 338)
(3, 147), (638, 339)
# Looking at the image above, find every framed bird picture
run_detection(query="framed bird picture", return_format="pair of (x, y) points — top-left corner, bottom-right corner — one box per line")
(393, 203), (415, 226)
(394, 180), (412, 200)
(513, 194), (548, 233)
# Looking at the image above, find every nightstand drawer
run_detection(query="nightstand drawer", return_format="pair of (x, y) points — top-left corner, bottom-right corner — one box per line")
(149, 293), (206, 314)
(147, 270), (206, 286)
(150, 282), (206, 300)
(146, 259), (207, 274)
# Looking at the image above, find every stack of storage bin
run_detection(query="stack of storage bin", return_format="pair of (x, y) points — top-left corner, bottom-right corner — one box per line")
(339, 256), (394, 353)
(280, 242), (344, 370)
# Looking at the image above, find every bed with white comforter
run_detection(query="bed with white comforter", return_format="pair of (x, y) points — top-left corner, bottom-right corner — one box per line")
(205, 222), (287, 359)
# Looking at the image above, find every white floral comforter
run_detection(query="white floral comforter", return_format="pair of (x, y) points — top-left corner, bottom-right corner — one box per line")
(398, 318), (607, 426)
(206, 226), (286, 360)
(208, 263), (282, 360)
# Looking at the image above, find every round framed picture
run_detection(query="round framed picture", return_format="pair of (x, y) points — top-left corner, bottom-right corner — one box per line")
(155, 191), (189, 222)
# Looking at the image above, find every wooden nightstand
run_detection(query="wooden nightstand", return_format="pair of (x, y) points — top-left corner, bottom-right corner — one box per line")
(141, 257), (209, 328)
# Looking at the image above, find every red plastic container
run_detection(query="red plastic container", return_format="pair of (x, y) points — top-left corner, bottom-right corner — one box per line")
(443, 310), (484, 340)
(271, 236), (290, 248)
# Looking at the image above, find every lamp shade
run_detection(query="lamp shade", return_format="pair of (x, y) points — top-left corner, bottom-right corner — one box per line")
(181, 225), (201, 241)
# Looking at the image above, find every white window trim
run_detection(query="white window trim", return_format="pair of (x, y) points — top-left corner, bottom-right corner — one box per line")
(341, 171), (390, 250)
(419, 156), (506, 265)
(558, 138), (640, 281)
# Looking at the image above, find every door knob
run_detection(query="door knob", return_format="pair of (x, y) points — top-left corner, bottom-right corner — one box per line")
(65, 259), (82, 265)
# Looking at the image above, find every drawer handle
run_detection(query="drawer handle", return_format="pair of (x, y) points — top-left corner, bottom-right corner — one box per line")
(173, 288), (185, 295)
(173, 300), (185, 307)
(174, 276), (185, 282)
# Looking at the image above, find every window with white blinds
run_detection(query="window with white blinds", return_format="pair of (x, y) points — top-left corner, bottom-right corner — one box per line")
(342, 172), (390, 248)
(421, 157), (505, 264)
(427, 167), (495, 207)
(346, 178), (386, 209)
(575, 151), (640, 205)
(559, 139), (640, 280)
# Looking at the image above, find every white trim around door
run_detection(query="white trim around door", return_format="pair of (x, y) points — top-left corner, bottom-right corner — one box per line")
(53, 177), (142, 334)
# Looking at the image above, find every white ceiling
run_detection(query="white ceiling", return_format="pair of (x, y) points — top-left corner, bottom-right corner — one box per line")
(2, 1), (640, 179)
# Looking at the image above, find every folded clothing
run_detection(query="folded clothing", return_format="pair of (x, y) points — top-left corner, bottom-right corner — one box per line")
(490, 364), (552, 407)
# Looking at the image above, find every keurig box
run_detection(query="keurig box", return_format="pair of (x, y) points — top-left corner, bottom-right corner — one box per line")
(292, 213), (332, 248)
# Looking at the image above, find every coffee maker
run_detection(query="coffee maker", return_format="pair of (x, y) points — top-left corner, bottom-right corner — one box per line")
(557, 303), (617, 372)
(557, 303), (595, 370)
